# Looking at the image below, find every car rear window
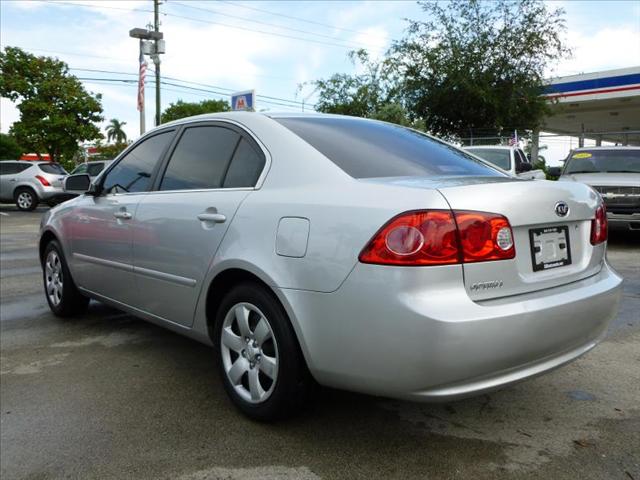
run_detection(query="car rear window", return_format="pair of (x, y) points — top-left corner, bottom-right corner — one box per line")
(274, 117), (503, 179)
(564, 149), (640, 174)
(466, 148), (512, 170)
(38, 163), (68, 175)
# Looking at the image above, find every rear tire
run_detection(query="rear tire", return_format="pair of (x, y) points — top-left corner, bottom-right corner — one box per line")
(43, 240), (89, 317)
(15, 187), (38, 211)
(214, 282), (313, 421)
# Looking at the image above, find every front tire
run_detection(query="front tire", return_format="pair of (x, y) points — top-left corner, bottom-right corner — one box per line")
(43, 240), (89, 317)
(15, 187), (38, 211)
(214, 282), (312, 421)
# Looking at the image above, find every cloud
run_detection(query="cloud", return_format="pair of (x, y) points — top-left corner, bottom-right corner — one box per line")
(552, 26), (640, 76)
(0, 98), (20, 134)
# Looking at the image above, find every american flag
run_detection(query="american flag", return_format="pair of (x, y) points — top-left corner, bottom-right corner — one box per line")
(137, 47), (147, 112)
(508, 130), (519, 146)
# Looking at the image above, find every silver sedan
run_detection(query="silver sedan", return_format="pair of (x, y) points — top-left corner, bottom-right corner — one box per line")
(39, 112), (622, 420)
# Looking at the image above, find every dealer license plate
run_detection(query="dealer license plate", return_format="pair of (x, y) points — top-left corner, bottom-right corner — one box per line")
(529, 226), (572, 272)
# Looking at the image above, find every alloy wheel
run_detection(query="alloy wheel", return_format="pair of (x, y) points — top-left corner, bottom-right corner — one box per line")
(17, 192), (33, 210)
(220, 302), (279, 403)
(45, 250), (63, 306)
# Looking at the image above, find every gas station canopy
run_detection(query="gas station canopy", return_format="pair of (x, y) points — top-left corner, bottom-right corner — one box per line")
(543, 66), (640, 145)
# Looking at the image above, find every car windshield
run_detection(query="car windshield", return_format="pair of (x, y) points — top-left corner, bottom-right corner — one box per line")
(275, 117), (504, 179)
(466, 148), (512, 170)
(564, 150), (640, 174)
(38, 163), (68, 175)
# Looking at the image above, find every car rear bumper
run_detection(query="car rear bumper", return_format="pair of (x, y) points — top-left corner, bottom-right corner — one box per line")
(38, 186), (66, 201)
(607, 212), (640, 231)
(281, 260), (622, 401)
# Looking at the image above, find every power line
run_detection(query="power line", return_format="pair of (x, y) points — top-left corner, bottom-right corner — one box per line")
(72, 69), (313, 108)
(14, 49), (314, 107)
(77, 77), (307, 110)
(161, 10), (369, 51)
(169, 1), (375, 51)
(217, 0), (388, 40)
(45, 0), (373, 52)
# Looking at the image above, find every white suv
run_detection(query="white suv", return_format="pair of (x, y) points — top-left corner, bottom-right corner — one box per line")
(0, 161), (68, 210)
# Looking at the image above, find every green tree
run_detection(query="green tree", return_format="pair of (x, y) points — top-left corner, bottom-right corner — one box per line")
(161, 99), (230, 123)
(389, 0), (570, 139)
(0, 47), (103, 163)
(106, 119), (127, 144)
(0, 133), (24, 160)
(93, 142), (130, 160)
(307, 50), (410, 125)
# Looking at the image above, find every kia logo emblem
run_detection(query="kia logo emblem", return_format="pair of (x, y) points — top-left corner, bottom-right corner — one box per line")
(555, 201), (569, 217)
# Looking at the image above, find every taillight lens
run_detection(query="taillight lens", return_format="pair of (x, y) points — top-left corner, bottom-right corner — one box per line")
(590, 204), (608, 245)
(35, 175), (51, 186)
(359, 210), (460, 266)
(454, 211), (515, 262)
(359, 210), (515, 266)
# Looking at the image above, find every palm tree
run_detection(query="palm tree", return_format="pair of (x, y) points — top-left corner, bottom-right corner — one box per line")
(106, 119), (127, 144)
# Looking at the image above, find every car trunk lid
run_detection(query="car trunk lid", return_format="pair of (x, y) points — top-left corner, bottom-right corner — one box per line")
(436, 179), (603, 300)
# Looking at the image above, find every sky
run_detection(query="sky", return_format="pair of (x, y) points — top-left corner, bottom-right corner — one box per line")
(1, 0), (639, 165)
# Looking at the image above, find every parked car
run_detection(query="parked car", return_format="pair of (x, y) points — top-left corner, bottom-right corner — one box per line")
(70, 160), (113, 179)
(465, 145), (546, 180)
(0, 160), (68, 211)
(550, 147), (640, 231)
(40, 113), (622, 420)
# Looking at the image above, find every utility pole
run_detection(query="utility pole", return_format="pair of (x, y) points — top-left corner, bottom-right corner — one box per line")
(153, 0), (161, 126)
(138, 39), (146, 135)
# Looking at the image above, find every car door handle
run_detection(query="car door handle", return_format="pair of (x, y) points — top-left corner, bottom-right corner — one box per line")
(113, 211), (132, 220)
(197, 213), (226, 223)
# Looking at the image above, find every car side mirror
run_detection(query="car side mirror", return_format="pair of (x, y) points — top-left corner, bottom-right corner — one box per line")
(64, 174), (92, 194)
(516, 163), (532, 173)
(548, 167), (562, 177)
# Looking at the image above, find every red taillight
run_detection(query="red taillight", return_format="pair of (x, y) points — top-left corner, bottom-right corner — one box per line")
(590, 204), (608, 245)
(359, 210), (460, 266)
(35, 175), (51, 186)
(359, 210), (515, 266)
(454, 211), (515, 262)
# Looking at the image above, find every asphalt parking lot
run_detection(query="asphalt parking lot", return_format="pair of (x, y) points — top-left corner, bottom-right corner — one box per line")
(1, 205), (638, 480)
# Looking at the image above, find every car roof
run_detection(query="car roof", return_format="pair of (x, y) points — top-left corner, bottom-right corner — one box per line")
(158, 111), (391, 129)
(2, 160), (45, 165)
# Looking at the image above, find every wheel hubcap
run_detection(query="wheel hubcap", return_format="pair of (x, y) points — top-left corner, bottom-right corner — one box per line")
(17, 192), (33, 209)
(220, 302), (279, 403)
(45, 251), (63, 306)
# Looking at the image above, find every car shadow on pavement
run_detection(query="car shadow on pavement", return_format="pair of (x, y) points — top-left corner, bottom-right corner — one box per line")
(4, 296), (632, 480)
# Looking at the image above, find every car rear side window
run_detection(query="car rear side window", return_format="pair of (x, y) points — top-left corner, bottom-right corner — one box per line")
(102, 130), (174, 194)
(223, 138), (265, 188)
(160, 126), (240, 191)
(38, 163), (68, 175)
(275, 117), (503, 179)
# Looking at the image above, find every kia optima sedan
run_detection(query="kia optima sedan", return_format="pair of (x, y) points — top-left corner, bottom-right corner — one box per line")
(40, 113), (622, 420)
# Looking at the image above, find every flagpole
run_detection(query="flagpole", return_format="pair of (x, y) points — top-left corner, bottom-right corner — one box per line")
(139, 40), (146, 135)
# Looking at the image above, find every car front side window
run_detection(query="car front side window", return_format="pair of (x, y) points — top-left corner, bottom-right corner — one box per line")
(0, 163), (20, 175)
(101, 131), (174, 194)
